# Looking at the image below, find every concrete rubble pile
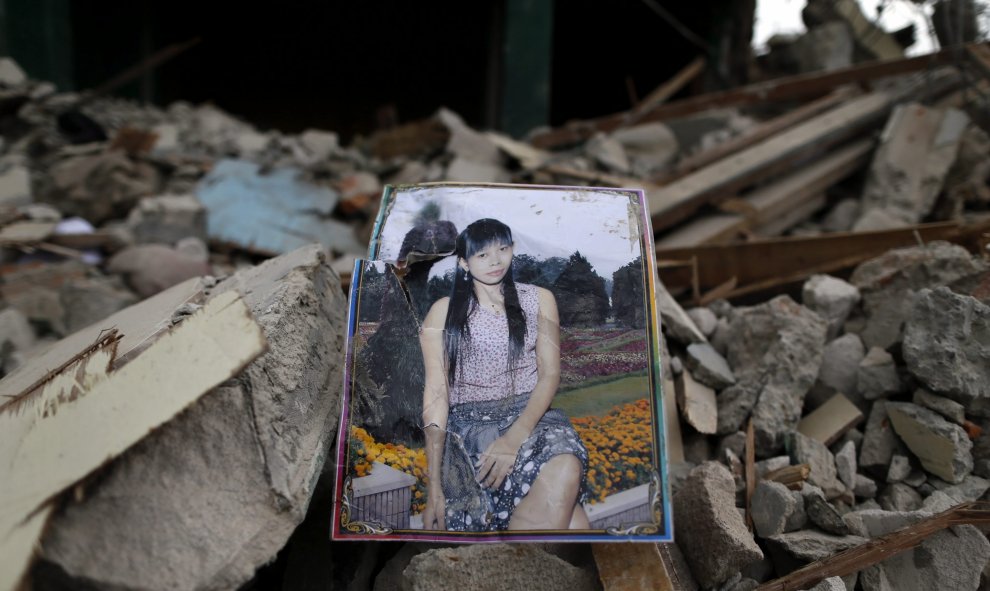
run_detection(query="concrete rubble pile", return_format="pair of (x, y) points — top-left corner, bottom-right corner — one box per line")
(0, 29), (988, 591)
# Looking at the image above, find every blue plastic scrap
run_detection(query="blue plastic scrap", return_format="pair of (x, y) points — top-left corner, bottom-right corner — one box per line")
(196, 159), (364, 255)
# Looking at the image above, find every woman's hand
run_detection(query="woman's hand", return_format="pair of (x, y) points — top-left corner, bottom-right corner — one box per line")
(422, 488), (446, 530)
(477, 431), (525, 490)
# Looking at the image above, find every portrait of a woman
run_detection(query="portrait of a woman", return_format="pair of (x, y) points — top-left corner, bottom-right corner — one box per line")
(419, 218), (590, 532)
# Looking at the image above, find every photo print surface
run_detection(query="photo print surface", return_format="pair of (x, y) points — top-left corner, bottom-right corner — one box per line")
(332, 183), (671, 542)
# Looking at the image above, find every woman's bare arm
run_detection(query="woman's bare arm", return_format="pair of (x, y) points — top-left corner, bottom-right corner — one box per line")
(477, 287), (561, 488)
(420, 297), (450, 529)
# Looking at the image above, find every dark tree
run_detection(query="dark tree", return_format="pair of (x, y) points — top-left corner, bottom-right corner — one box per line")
(512, 254), (569, 289)
(552, 251), (609, 327)
(612, 256), (645, 328)
(428, 269), (454, 303)
(358, 263), (387, 322)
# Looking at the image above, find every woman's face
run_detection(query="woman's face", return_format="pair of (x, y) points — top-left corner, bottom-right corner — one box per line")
(460, 241), (514, 285)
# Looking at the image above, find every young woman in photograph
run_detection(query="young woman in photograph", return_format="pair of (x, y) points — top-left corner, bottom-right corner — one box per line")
(419, 218), (590, 532)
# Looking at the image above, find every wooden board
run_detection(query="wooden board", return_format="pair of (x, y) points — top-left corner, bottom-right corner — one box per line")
(657, 139), (874, 248)
(0, 291), (267, 590)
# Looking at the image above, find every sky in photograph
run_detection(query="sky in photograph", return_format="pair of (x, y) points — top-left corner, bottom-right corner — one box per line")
(754, 0), (939, 56)
(375, 185), (646, 281)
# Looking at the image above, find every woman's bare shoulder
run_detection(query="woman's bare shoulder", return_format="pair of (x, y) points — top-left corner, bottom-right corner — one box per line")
(534, 286), (556, 302)
(423, 297), (451, 329)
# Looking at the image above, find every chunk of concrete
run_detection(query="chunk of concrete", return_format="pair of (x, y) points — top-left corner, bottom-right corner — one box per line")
(903, 287), (990, 417)
(657, 280), (708, 345)
(108, 244), (212, 298)
(41, 244), (348, 591)
(676, 369), (718, 434)
(126, 194), (208, 245)
(751, 480), (799, 538)
(878, 482), (922, 512)
(685, 343), (735, 389)
(859, 400), (901, 477)
(0, 165), (32, 207)
(808, 333), (866, 411)
(886, 454), (912, 483)
(853, 474), (878, 499)
(913, 388), (966, 425)
(859, 104), (969, 225)
(790, 432), (845, 499)
(765, 530), (867, 562)
(856, 347), (901, 400)
(403, 545), (598, 591)
(806, 577), (847, 591)
(725, 296), (827, 454)
(802, 485), (850, 535)
(802, 274), (860, 341)
(585, 132), (631, 174)
(886, 402), (973, 483)
(850, 242), (986, 350)
(686, 306), (718, 337)
(610, 122), (679, 177)
(41, 149), (159, 224)
(0, 57), (27, 87)
(835, 440), (857, 489)
(673, 462), (763, 588)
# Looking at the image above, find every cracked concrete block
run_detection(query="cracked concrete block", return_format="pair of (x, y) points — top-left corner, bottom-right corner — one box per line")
(802, 274), (860, 341)
(790, 431), (845, 499)
(856, 347), (901, 400)
(886, 402), (973, 484)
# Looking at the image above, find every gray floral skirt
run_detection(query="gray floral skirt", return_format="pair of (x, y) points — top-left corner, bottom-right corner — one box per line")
(442, 392), (589, 531)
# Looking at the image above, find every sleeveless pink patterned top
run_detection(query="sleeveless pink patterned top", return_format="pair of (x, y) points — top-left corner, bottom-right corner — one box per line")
(448, 283), (541, 404)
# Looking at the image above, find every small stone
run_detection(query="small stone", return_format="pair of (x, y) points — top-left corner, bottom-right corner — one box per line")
(686, 307), (718, 337)
(751, 481), (798, 538)
(685, 343), (736, 389)
(802, 274), (861, 341)
(673, 462), (764, 588)
(913, 388), (966, 425)
(717, 381), (760, 435)
(886, 402), (973, 484)
(835, 440), (857, 489)
(802, 485), (850, 535)
(859, 401), (901, 477)
(756, 456), (791, 479)
(878, 483), (922, 512)
(921, 490), (957, 514)
(931, 474), (990, 504)
(816, 333), (866, 403)
(856, 347), (901, 400)
(0, 164), (32, 207)
(785, 489), (808, 532)
(886, 455), (912, 483)
(902, 469), (926, 488)
(822, 198), (860, 233)
(790, 432), (845, 499)
(717, 432), (747, 461)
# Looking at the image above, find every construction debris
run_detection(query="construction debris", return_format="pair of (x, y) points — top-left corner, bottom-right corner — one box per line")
(0, 32), (987, 590)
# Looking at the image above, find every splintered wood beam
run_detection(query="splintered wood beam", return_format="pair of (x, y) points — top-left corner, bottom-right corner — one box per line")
(656, 138), (874, 249)
(657, 87), (859, 182)
(656, 219), (990, 300)
(756, 502), (990, 591)
(626, 57), (706, 126)
(765, 464), (811, 490)
(528, 46), (965, 149)
(0, 292), (267, 590)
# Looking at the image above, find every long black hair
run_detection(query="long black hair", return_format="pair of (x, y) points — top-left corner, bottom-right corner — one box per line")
(444, 218), (527, 385)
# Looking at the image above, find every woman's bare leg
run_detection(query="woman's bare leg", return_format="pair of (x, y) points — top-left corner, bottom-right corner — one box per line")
(569, 503), (590, 529)
(508, 454), (582, 530)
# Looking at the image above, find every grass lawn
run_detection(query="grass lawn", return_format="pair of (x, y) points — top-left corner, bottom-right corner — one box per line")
(553, 374), (650, 418)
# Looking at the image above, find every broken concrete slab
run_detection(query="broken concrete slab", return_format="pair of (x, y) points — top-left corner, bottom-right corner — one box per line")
(610, 122), (679, 177)
(40, 244), (347, 591)
(913, 388), (966, 425)
(725, 296), (827, 454)
(685, 342), (735, 389)
(673, 462), (763, 588)
(859, 104), (969, 226)
(403, 545), (599, 591)
(585, 132), (631, 174)
(676, 368), (718, 434)
(808, 333), (865, 411)
(886, 401), (973, 483)
(850, 242), (986, 350)
(195, 159), (363, 256)
(686, 306), (718, 337)
(903, 287), (990, 417)
(107, 244), (212, 299)
(126, 194), (207, 245)
(856, 346), (901, 400)
(765, 529), (867, 563)
(0, 164), (32, 207)
(657, 279), (708, 345)
(789, 432), (845, 499)
(802, 274), (860, 341)
(886, 454), (912, 483)
(1, 291), (267, 591)
(752, 480), (800, 538)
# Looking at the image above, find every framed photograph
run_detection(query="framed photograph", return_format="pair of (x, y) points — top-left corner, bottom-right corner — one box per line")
(332, 183), (672, 542)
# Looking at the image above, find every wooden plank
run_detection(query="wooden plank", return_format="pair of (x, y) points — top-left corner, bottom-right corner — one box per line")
(757, 501), (990, 591)
(656, 219), (990, 299)
(593, 543), (675, 591)
(528, 46), (963, 149)
(657, 139), (874, 248)
(659, 87), (859, 182)
(797, 394), (864, 447)
(0, 291), (267, 590)
(626, 57), (706, 126)
(647, 91), (895, 232)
